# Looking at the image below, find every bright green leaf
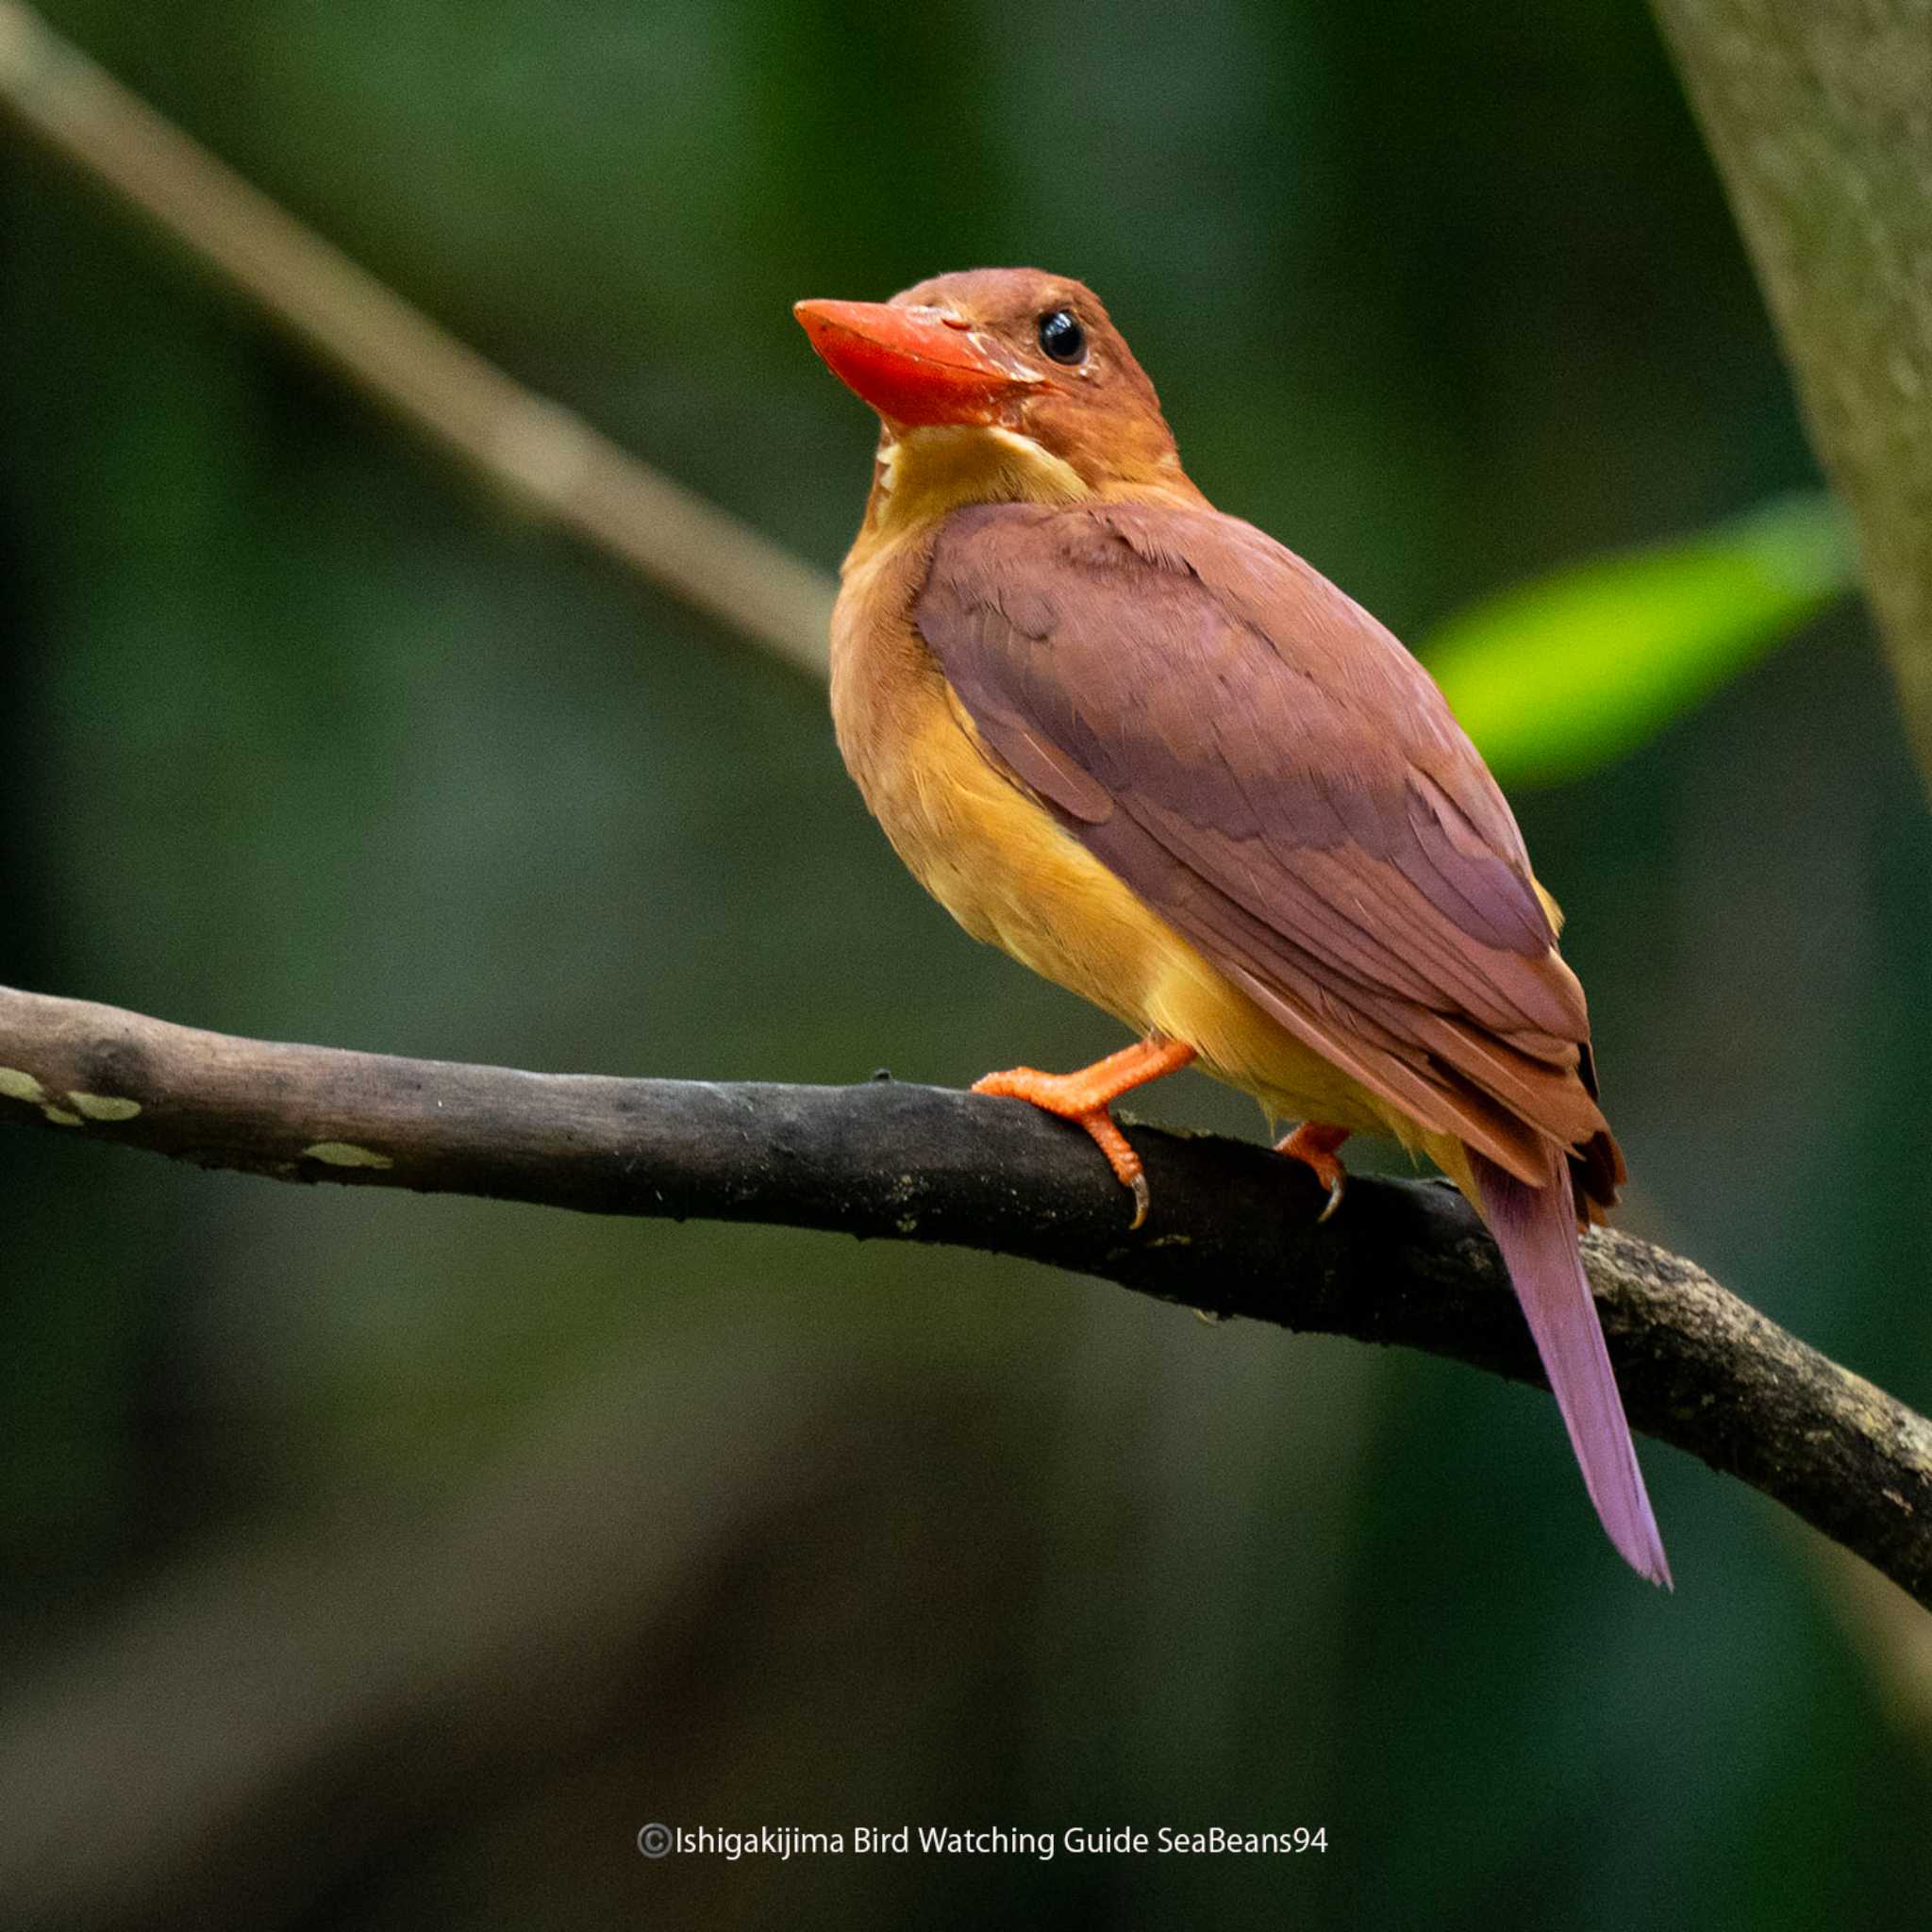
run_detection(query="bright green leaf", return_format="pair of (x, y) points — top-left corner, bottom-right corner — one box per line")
(1421, 491), (1857, 789)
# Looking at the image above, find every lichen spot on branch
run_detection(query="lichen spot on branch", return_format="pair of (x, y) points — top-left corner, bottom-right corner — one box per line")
(1, 1066), (81, 1125)
(302, 1141), (394, 1170)
(68, 1092), (142, 1123)
(0, 1067), (48, 1106)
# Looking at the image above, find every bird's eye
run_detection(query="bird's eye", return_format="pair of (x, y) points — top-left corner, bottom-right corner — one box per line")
(1037, 308), (1087, 364)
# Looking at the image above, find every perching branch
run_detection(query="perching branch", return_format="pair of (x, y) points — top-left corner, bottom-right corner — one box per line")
(4, 982), (1928, 1606)
(1651, 0), (1932, 793)
(0, 0), (835, 675)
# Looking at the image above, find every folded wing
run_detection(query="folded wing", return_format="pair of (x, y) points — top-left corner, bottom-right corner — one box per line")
(913, 501), (1623, 1202)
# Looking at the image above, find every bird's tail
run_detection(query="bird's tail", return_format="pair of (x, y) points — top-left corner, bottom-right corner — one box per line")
(1469, 1148), (1673, 1588)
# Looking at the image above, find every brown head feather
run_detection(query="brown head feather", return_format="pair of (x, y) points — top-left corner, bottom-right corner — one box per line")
(887, 268), (1193, 497)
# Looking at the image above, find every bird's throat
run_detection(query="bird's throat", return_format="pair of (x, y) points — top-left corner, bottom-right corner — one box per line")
(856, 425), (1090, 555)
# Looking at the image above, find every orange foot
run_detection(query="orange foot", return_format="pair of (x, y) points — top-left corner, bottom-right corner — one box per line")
(974, 1037), (1197, 1230)
(1274, 1122), (1351, 1224)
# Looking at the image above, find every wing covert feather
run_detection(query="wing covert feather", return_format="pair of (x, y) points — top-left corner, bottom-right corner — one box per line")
(914, 501), (1615, 1184)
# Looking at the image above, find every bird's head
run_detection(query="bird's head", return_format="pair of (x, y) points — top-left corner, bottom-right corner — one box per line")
(795, 268), (1199, 520)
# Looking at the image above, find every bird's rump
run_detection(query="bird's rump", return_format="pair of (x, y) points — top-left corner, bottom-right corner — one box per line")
(914, 500), (1622, 1199)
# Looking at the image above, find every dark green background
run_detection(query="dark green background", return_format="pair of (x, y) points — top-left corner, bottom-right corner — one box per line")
(3, 1), (1928, 1924)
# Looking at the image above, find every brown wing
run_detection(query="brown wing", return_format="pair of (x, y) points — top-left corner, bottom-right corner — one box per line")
(914, 501), (1623, 1202)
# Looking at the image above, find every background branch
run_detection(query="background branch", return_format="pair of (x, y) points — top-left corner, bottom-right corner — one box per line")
(4, 982), (1927, 1607)
(1651, 0), (1932, 792)
(0, 0), (836, 675)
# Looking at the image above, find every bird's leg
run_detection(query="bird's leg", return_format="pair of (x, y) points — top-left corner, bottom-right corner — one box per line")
(973, 1037), (1196, 1229)
(1274, 1122), (1351, 1223)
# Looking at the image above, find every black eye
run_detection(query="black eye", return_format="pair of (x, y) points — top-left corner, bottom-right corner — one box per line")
(1037, 308), (1087, 364)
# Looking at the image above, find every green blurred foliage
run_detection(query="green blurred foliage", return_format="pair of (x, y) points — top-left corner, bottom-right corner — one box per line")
(1426, 491), (1856, 787)
(2, 1), (1930, 1925)
(1437, 494), (1855, 788)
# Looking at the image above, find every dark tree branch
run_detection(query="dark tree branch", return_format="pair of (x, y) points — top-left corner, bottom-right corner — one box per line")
(3, 983), (1928, 1607)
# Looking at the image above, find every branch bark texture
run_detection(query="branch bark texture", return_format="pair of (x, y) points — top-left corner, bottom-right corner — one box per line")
(3, 984), (1928, 1606)
(1652, 0), (1932, 788)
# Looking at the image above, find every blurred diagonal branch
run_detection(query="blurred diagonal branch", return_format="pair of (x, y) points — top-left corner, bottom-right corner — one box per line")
(0, 0), (835, 675)
(5, 982), (1929, 1608)
(1652, 0), (1932, 794)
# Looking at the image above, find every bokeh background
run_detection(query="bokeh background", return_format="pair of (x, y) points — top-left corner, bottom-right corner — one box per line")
(4, 1), (1930, 1924)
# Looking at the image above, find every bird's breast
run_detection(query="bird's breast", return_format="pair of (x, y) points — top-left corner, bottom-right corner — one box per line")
(829, 536), (1131, 1005)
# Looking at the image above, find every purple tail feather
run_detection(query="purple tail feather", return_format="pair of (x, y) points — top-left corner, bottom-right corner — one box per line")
(1472, 1150), (1672, 1588)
